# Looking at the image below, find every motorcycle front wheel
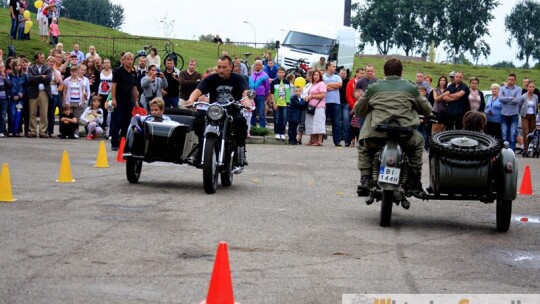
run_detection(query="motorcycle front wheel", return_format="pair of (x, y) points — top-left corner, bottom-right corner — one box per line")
(202, 135), (219, 194)
(126, 158), (142, 183)
(220, 148), (234, 187)
(380, 190), (394, 227)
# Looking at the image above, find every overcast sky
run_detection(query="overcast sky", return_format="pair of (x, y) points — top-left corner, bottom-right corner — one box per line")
(111, 0), (528, 66)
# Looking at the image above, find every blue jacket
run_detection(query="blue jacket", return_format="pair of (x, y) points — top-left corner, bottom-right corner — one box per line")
(485, 95), (502, 123)
(8, 73), (28, 102)
(264, 65), (278, 80)
(287, 95), (306, 122)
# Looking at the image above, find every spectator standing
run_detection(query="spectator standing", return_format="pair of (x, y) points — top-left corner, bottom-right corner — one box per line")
(179, 59), (202, 102)
(500, 73), (522, 150)
(346, 68), (365, 147)
(110, 52), (138, 151)
(297, 70), (313, 145)
(48, 17), (59, 45)
(46, 55), (62, 137)
(432, 76), (449, 134)
(249, 60), (270, 128)
(9, 0), (21, 40)
(287, 86), (305, 145)
(162, 57), (180, 108)
(415, 71), (432, 93)
(519, 81), (539, 157)
(213, 34), (223, 44)
(522, 77), (540, 99)
(85, 56), (100, 96)
(354, 64), (377, 97)
(443, 72), (469, 130)
(62, 65), (85, 138)
(37, 1), (49, 44)
(338, 68), (350, 146)
(484, 83), (502, 140)
(146, 47), (161, 70)
(264, 59), (278, 82)
(311, 56), (326, 71)
(140, 65), (168, 109)
(304, 70), (326, 146)
(70, 44), (84, 66)
(269, 67), (291, 140)
(0, 62), (10, 138)
(98, 58), (113, 125)
(468, 77), (485, 112)
(322, 61), (343, 146)
(27, 51), (52, 138)
(7, 59), (27, 137)
(135, 56), (147, 98)
(16, 7), (25, 40)
(85, 46), (98, 60)
(234, 56), (248, 76)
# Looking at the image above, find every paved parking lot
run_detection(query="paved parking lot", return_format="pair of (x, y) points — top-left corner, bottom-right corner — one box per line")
(1, 138), (539, 303)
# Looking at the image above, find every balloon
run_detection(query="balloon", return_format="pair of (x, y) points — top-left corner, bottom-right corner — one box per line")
(23, 10), (30, 18)
(34, 0), (43, 8)
(24, 20), (33, 33)
(294, 76), (306, 89)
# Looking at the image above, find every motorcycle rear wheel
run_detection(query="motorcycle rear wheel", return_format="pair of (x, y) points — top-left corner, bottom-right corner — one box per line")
(380, 190), (394, 227)
(202, 136), (219, 194)
(126, 158), (142, 183)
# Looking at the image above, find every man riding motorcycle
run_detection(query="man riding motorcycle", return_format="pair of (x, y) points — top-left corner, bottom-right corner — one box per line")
(353, 58), (432, 196)
(186, 55), (251, 167)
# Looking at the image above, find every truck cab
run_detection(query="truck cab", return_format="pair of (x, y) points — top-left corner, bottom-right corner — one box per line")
(276, 24), (356, 73)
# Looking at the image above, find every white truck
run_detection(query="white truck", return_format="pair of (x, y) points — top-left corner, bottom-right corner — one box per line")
(276, 24), (356, 74)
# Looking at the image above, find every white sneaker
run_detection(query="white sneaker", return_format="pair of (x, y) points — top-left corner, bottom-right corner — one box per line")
(74, 134), (80, 139)
(280, 134), (286, 140)
(275, 134), (280, 139)
(0, 134), (5, 138)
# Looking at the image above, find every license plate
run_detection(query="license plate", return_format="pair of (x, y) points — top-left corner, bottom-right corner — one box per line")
(378, 166), (400, 185)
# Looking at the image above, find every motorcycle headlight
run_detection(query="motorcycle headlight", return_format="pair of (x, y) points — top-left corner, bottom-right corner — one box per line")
(207, 104), (224, 121)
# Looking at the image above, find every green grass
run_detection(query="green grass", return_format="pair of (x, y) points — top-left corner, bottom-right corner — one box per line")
(2, 7), (539, 90)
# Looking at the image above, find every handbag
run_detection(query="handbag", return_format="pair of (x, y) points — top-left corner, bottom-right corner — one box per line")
(306, 99), (322, 115)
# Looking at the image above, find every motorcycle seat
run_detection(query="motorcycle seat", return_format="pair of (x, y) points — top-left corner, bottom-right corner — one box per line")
(374, 124), (414, 140)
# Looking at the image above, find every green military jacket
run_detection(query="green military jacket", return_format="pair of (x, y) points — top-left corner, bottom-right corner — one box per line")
(353, 75), (432, 140)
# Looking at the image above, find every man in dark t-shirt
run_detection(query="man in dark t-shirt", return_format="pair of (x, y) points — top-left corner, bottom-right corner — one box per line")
(443, 71), (469, 130)
(179, 59), (202, 101)
(354, 64), (378, 95)
(187, 55), (250, 166)
(163, 57), (180, 108)
(9, 0), (20, 40)
(111, 52), (138, 150)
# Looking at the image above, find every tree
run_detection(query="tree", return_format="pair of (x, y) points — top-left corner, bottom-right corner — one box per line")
(62, 0), (125, 30)
(505, 0), (540, 69)
(351, 0), (398, 55)
(443, 0), (498, 63)
(417, 0), (447, 57)
(394, 0), (424, 56)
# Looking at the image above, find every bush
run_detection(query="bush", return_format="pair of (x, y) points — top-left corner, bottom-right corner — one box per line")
(250, 126), (270, 136)
(492, 61), (516, 68)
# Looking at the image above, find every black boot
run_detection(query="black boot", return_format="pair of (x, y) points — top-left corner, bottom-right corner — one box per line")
(406, 173), (424, 197)
(357, 174), (372, 198)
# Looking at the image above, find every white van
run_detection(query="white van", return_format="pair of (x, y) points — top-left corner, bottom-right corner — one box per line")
(276, 24), (356, 73)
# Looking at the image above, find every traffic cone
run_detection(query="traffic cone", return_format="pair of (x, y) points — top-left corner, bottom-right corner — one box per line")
(518, 165), (533, 195)
(200, 242), (239, 304)
(0, 163), (16, 202)
(95, 140), (110, 168)
(116, 137), (126, 163)
(56, 151), (75, 183)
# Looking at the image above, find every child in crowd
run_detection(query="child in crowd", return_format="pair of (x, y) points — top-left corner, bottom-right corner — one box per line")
(0, 61), (10, 138)
(49, 18), (60, 46)
(17, 7), (26, 40)
(58, 106), (78, 139)
(270, 67), (291, 140)
(242, 97), (255, 138)
(287, 86), (305, 145)
(104, 92), (113, 140)
(463, 110), (487, 132)
(80, 95), (104, 140)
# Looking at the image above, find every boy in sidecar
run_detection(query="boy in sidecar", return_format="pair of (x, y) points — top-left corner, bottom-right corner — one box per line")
(354, 58), (432, 196)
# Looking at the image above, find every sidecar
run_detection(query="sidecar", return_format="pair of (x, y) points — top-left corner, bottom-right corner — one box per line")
(419, 130), (518, 232)
(123, 108), (199, 183)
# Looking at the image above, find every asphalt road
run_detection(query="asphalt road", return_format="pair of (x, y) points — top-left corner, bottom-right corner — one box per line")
(0, 137), (539, 303)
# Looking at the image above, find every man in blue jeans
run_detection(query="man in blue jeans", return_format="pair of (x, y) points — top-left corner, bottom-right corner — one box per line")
(9, 0), (20, 40)
(323, 61), (343, 146)
(500, 73), (522, 151)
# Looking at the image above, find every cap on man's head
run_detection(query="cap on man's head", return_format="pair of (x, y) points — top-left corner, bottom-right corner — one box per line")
(449, 71), (456, 78)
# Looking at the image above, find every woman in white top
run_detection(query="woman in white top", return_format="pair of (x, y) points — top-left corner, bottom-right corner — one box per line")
(98, 58), (113, 130)
(37, 2), (49, 44)
(46, 55), (63, 136)
(85, 46), (99, 60)
(146, 47), (161, 70)
(519, 81), (539, 157)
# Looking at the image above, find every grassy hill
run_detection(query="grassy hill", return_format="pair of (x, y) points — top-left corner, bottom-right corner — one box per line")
(1, 7), (539, 90)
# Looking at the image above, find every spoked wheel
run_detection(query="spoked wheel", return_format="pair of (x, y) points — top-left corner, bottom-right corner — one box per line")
(496, 199), (512, 232)
(220, 148), (234, 187)
(126, 158), (143, 183)
(202, 136), (219, 194)
(380, 190), (394, 227)
(163, 52), (184, 71)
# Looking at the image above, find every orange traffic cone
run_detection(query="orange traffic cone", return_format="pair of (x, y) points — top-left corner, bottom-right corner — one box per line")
(200, 242), (239, 304)
(95, 140), (110, 168)
(57, 150), (75, 183)
(0, 163), (16, 202)
(518, 165), (533, 195)
(116, 137), (126, 163)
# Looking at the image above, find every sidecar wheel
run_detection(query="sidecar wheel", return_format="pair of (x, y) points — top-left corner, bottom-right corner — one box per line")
(430, 130), (501, 161)
(202, 136), (219, 194)
(126, 158), (142, 183)
(380, 190), (394, 227)
(496, 199), (512, 232)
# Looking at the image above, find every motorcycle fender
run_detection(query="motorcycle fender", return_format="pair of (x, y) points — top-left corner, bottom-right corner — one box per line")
(204, 124), (220, 137)
(377, 141), (402, 191)
(497, 147), (518, 200)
